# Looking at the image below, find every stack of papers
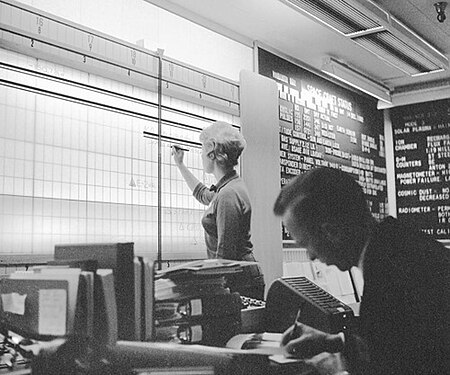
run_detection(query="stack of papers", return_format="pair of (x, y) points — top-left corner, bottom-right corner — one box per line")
(155, 259), (259, 280)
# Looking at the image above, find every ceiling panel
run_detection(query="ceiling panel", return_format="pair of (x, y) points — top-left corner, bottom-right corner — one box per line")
(373, 0), (450, 51)
(145, 0), (450, 100)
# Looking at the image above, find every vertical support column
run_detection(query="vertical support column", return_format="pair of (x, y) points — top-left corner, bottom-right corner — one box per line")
(239, 70), (283, 295)
(383, 108), (397, 217)
(156, 49), (164, 270)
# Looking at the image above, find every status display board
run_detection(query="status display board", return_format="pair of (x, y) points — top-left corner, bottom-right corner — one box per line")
(258, 48), (388, 241)
(391, 99), (450, 240)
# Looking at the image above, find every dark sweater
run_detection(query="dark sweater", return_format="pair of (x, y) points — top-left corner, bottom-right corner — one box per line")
(346, 216), (450, 375)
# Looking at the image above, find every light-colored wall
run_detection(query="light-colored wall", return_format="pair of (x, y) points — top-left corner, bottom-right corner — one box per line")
(240, 70), (283, 293)
(17, 0), (252, 81)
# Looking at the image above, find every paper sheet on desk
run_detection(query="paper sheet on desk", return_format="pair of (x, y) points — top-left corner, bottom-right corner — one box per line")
(38, 289), (67, 336)
(271, 352), (347, 374)
(269, 354), (303, 364)
(1, 292), (27, 315)
(226, 332), (284, 355)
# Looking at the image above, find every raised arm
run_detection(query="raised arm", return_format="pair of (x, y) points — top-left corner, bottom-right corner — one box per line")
(172, 147), (201, 192)
(172, 147), (215, 205)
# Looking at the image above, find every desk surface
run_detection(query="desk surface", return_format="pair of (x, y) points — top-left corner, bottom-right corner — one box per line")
(112, 341), (319, 375)
(0, 365), (31, 374)
(16, 339), (346, 375)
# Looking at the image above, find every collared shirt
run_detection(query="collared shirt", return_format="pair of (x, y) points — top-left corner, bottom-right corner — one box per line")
(357, 237), (371, 274)
(193, 170), (254, 260)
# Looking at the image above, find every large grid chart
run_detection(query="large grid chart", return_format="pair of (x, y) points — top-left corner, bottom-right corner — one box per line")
(0, 0), (241, 261)
(0, 46), (238, 260)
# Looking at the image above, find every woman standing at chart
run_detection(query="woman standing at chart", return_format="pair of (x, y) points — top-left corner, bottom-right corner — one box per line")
(172, 121), (265, 300)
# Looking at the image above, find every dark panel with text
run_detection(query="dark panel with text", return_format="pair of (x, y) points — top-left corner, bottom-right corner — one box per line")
(258, 48), (387, 241)
(391, 99), (450, 240)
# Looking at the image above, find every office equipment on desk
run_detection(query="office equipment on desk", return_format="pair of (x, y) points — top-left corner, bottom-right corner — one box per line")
(28, 263), (119, 345)
(155, 292), (242, 323)
(0, 267), (94, 341)
(0, 277), (69, 340)
(264, 276), (355, 334)
(154, 259), (251, 302)
(0, 267), (120, 374)
(133, 257), (142, 341)
(46, 259), (99, 273)
(153, 260), (254, 347)
(154, 293), (242, 347)
(155, 258), (252, 279)
(94, 269), (118, 346)
(0, 330), (32, 374)
(54, 244), (156, 342)
(240, 296), (265, 333)
(155, 315), (241, 346)
(54, 242), (142, 341)
(33, 261), (97, 338)
(77, 270), (94, 339)
(29, 265), (96, 339)
(137, 256), (155, 342)
(155, 276), (229, 302)
(154, 293), (266, 336)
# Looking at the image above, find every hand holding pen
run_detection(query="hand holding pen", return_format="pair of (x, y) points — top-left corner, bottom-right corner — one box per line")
(280, 308), (341, 359)
(280, 308), (304, 357)
(171, 145), (189, 166)
(291, 309), (302, 341)
(172, 145), (189, 152)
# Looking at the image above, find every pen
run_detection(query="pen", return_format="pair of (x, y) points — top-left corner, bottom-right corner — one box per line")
(291, 308), (302, 339)
(172, 145), (189, 152)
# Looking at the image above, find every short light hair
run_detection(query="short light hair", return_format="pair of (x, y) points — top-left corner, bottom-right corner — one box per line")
(273, 167), (372, 232)
(199, 121), (246, 168)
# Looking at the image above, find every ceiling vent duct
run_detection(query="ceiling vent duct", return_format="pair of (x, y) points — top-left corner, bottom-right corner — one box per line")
(280, 0), (449, 76)
(322, 57), (392, 103)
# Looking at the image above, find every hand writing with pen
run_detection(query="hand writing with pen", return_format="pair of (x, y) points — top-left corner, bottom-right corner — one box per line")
(171, 145), (189, 167)
(280, 309), (345, 359)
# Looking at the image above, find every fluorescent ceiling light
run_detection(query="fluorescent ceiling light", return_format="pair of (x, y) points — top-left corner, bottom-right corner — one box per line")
(321, 57), (392, 103)
(280, 0), (449, 76)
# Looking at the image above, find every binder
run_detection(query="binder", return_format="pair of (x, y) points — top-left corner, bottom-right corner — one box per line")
(30, 265), (95, 339)
(94, 269), (118, 346)
(139, 256), (155, 341)
(77, 271), (94, 339)
(155, 276), (228, 302)
(54, 242), (137, 340)
(155, 292), (242, 324)
(155, 259), (253, 280)
(134, 257), (142, 341)
(155, 315), (242, 347)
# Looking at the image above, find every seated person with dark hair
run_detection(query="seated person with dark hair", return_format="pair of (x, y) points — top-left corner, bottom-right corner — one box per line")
(273, 167), (450, 375)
